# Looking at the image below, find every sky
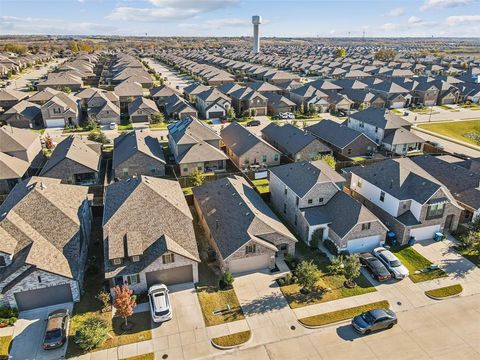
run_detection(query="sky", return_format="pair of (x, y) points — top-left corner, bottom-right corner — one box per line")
(0, 0), (479, 37)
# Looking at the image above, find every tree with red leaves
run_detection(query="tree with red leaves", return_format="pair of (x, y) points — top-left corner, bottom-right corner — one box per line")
(113, 285), (137, 328)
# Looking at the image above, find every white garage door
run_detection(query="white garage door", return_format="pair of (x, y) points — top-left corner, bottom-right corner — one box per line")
(347, 235), (383, 253)
(228, 255), (270, 274)
(391, 102), (404, 109)
(409, 224), (441, 241)
(46, 119), (65, 128)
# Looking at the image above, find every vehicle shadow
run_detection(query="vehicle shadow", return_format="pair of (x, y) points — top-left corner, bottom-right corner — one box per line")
(336, 324), (362, 342)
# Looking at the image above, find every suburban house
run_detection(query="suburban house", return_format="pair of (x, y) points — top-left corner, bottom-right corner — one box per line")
(230, 87), (268, 116)
(103, 176), (200, 292)
(114, 81), (144, 111)
(262, 123), (332, 161)
(168, 116), (228, 176)
(195, 88), (231, 119)
(128, 97), (159, 123)
(220, 121), (281, 169)
(36, 72), (84, 91)
(0, 126), (43, 195)
(183, 83), (210, 103)
(40, 93), (80, 128)
(164, 94), (198, 120)
(263, 92), (296, 114)
(27, 87), (61, 106)
(193, 175), (297, 274)
(113, 130), (166, 179)
(0, 89), (28, 111)
(411, 155), (480, 223)
(0, 177), (92, 311)
(346, 108), (424, 155)
(1, 100), (43, 129)
(269, 160), (387, 253)
(288, 85), (329, 113)
(39, 136), (101, 185)
(346, 158), (463, 245)
(86, 90), (121, 125)
(150, 85), (181, 109)
(306, 120), (377, 157)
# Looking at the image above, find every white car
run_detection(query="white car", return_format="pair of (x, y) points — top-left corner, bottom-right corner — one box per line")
(148, 284), (173, 323)
(109, 122), (117, 130)
(373, 247), (409, 280)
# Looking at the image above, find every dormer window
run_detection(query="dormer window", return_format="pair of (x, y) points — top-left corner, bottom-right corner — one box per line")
(162, 253), (175, 264)
(113, 258), (122, 265)
(132, 255), (140, 262)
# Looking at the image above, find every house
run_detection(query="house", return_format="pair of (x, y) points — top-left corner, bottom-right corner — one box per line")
(306, 120), (377, 157)
(103, 176), (200, 292)
(36, 72), (83, 91)
(346, 158), (463, 245)
(150, 85), (181, 109)
(27, 87), (61, 106)
(1, 100), (43, 129)
(411, 155), (480, 223)
(0, 89), (29, 111)
(113, 130), (166, 179)
(193, 175), (297, 274)
(114, 81), (144, 111)
(263, 92), (296, 114)
(0, 177), (91, 310)
(230, 87), (268, 116)
(40, 93), (79, 128)
(262, 123), (332, 161)
(269, 161), (387, 253)
(128, 97), (159, 123)
(195, 88), (231, 119)
(183, 84), (210, 103)
(168, 117), (228, 176)
(86, 91), (120, 125)
(289, 85), (329, 113)
(347, 108), (424, 155)
(220, 121), (281, 169)
(164, 94), (198, 120)
(39, 136), (101, 185)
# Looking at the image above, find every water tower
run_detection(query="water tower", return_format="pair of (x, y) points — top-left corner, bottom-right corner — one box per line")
(252, 15), (262, 54)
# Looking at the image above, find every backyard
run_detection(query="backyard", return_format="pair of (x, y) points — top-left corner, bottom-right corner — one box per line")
(417, 119), (480, 146)
(251, 178), (269, 194)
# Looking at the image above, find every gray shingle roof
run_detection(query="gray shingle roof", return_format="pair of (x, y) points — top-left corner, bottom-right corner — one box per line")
(112, 130), (165, 168)
(350, 108), (410, 129)
(306, 120), (374, 149)
(221, 121), (278, 157)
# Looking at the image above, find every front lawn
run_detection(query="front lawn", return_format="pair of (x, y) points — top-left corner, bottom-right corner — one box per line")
(196, 286), (245, 326)
(149, 122), (168, 130)
(393, 247), (447, 283)
(251, 178), (269, 194)
(299, 300), (390, 327)
(0, 336), (12, 359)
(118, 123), (133, 131)
(417, 120), (480, 146)
(425, 284), (463, 299)
(279, 243), (376, 309)
(211, 330), (251, 348)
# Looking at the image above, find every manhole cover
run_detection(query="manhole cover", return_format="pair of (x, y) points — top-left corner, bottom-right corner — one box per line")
(162, 355), (168, 359)
(397, 301), (402, 306)
(290, 325), (296, 330)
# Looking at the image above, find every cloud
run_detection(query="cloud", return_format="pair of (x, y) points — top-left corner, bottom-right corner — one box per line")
(107, 0), (239, 22)
(380, 23), (400, 31)
(178, 18), (252, 30)
(446, 14), (480, 25)
(408, 16), (423, 24)
(387, 7), (405, 16)
(420, 0), (476, 11)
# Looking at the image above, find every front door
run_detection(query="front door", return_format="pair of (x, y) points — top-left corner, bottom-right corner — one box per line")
(444, 214), (455, 231)
(277, 243), (289, 256)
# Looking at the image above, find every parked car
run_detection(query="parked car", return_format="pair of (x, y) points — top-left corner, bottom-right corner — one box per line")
(286, 112), (295, 119)
(148, 284), (173, 323)
(351, 308), (397, 334)
(246, 120), (261, 127)
(359, 253), (392, 281)
(373, 247), (409, 279)
(220, 116), (228, 124)
(42, 309), (70, 350)
(109, 122), (117, 130)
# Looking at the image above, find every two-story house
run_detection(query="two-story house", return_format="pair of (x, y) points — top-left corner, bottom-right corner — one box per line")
(229, 87), (268, 116)
(41, 93), (80, 128)
(346, 158), (463, 245)
(128, 97), (159, 123)
(195, 88), (231, 119)
(269, 161), (387, 253)
(86, 90), (120, 125)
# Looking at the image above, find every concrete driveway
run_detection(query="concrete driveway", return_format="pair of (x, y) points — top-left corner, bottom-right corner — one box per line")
(10, 302), (73, 360)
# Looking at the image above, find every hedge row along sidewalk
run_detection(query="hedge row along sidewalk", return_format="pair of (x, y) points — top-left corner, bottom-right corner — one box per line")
(298, 300), (390, 328)
(211, 330), (251, 349)
(425, 284), (463, 300)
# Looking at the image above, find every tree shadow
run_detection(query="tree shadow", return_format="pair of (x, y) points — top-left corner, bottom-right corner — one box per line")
(240, 292), (290, 316)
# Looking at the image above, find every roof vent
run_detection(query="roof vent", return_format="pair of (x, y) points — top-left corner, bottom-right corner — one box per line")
(39, 182), (46, 190)
(246, 212), (250, 216)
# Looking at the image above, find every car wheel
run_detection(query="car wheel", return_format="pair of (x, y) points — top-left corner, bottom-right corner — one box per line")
(387, 323), (394, 329)
(364, 329), (371, 335)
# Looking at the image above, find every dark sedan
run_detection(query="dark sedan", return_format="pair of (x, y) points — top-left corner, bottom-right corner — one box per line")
(360, 253), (392, 281)
(43, 309), (70, 350)
(352, 308), (397, 335)
(246, 120), (261, 127)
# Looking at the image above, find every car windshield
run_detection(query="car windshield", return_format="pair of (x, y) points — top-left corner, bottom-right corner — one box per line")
(390, 259), (402, 267)
(361, 311), (376, 324)
(45, 329), (62, 341)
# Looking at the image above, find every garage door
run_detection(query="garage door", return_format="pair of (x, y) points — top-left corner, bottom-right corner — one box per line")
(146, 265), (193, 287)
(228, 255), (270, 274)
(46, 119), (65, 128)
(208, 111), (224, 119)
(409, 224), (441, 241)
(14, 284), (73, 312)
(347, 235), (383, 253)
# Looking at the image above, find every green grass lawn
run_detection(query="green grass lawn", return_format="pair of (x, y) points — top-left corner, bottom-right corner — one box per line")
(182, 187), (193, 196)
(461, 250), (480, 267)
(393, 247), (447, 283)
(0, 336), (12, 359)
(251, 178), (269, 194)
(299, 300), (390, 327)
(459, 103), (480, 110)
(196, 286), (245, 326)
(211, 330), (251, 348)
(149, 122), (168, 130)
(279, 242), (376, 309)
(118, 123), (133, 131)
(417, 120), (480, 146)
(30, 128), (46, 134)
(425, 284), (463, 299)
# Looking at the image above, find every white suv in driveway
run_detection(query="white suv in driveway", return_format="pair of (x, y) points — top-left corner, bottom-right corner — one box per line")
(148, 284), (173, 323)
(373, 247), (409, 280)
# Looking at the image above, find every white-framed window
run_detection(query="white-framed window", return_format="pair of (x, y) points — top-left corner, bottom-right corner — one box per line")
(357, 179), (362, 188)
(380, 191), (385, 202)
(132, 255), (140, 262)
(126, 274), (140, 285)
(162, 253), (175, 264)
(362, 222), (371, 231)
(113, 258), (122, 265)
(245, 244), (256, 254)
(122, 168), (129, 177)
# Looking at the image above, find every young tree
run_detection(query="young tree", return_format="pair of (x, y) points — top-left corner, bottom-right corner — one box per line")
(96, 290), (111, 312)
(113, 285), (136, 328)
(44, 134), (54, 149)
(227, 106), (236, 119)
(295, 260), (320, 293)
(188, 169), (205, 187)
(336, 48), (347, 58)
(343, 255), (361, 287)
(220, 271), (234, 289)
(74, 316), (109, 351)
(313, 154), (336, 169)
(150, 111), (165, 124)
(310, 229), (322, 251)
(59, 86), (72, 94)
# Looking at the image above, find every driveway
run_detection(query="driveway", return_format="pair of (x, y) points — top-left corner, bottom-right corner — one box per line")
(10, 302), (73, 360)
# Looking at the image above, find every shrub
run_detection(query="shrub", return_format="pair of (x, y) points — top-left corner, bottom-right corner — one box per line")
(87, 131), (110, 144)
(150, 111), (165, 124)
(219, 271), (234, 289)
(74, 316), (109, 351)
(96, 290), (111, 312)
(0, 308), (18, 319)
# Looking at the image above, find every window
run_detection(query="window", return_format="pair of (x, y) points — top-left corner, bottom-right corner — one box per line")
(162, 253), (175, 264)
(284, 186), (288, 195)
(294, 214), (298, 225)
(274, 154), (279, 161)
(245, 244), (256, 254)
(380, 191), (385, 202)
(113, 258), (122, 265)
(347, 148), (352, 155)
(53, 107), (62, 114)
(308, 199), (313, 204)
(426, 203), (445, 219)
(38, 275), (42, 283)
(0, 256), (5, 267)
(375, 126), (378, 133)
(183, 167), (188, 173)
(132, 255), (140, 262)
(319, 197), (324, 203)
(126, 274), (140, 285)
(150, 166), (157, 174)
(262, 155), (267, 163)
(122, 168), (129, 177)
(362, 222), (371, 231)
(283, 203), (287, 214)
(357, 179), (362, 188)
(296, 196), (299, 207)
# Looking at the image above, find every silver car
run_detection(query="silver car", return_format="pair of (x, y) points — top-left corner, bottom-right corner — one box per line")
(373, 247), (409, 279)
(352, 308), (397, 334)
(148, 284), (173, 323)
